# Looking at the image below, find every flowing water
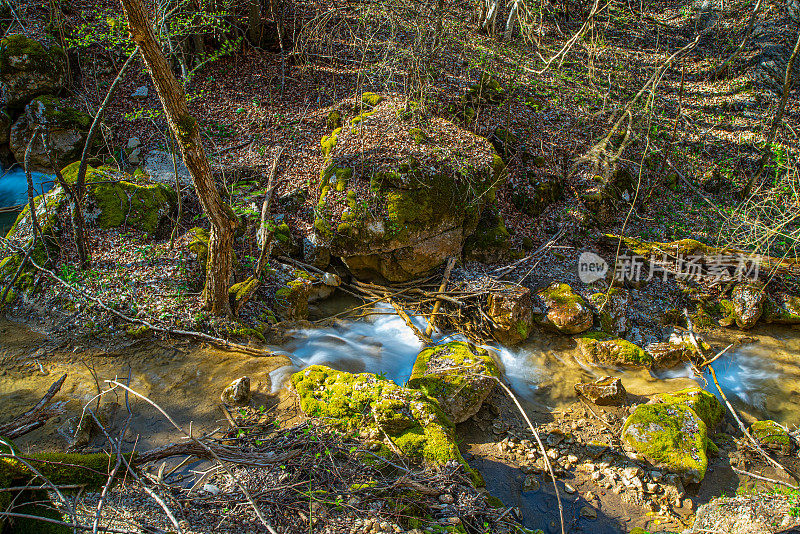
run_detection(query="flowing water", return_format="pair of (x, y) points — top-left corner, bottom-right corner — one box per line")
(0, 166), (54, 234)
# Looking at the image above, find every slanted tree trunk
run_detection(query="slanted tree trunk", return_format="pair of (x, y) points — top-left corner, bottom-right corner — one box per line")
(121, 0), (238, 315)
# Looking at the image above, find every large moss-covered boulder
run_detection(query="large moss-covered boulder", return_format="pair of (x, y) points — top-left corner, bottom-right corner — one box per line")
(407, 341), (500, 423)
(749, 420), (794, 455)
(653, 387), (723, 429)
(61, 162), (177, 237)
(576, 332), (652, 368)
(485, 285), (534, 345)
(313, 96), (502, 281)
(0, 186), (66, 303)
(622, 402), (711, 484)
(291, 365), (471, 471)
(0, 35), (66, 109)
(10, 96), (92, 171)
(535, 283), (593, 334)
(730, 282), (765, 329)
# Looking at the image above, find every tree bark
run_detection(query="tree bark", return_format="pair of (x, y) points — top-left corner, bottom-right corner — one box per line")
(121, 0), (238, 315)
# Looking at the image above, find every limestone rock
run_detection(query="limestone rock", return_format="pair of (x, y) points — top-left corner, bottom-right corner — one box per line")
(485, 285), (534, 345)
(535, 283), (593, 334)
(622, 388), (722, 483)
(221, 377), (251, 406)
(689, 494), (800, 534)
(576, 332), (652, 368)
(731, 282), (765, 329)
(0, 35), (66, 109)
(622, 402), (710, 484)
(407, 341), (499, 423)
(462, 203), (511, 263)
(574, 376), (627, 406)
(589, 287), (630, 336)
(749, 420), (794, 456)
(312, 95), (502, 282)
(131, 86), (149, 99)
(9, 96), (92, 171)
(302, 234), (331, 269)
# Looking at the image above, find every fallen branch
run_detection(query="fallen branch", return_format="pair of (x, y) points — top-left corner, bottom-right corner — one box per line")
(424, 257), (456, 337)
(0, 374), (67, 438)
(732, 467), (799, 489)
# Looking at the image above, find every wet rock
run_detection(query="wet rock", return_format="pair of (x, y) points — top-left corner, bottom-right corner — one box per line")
(535, 283), (593, 334)
(644, 330), (709, 368)
(312, 96), (502, 282)
(749, 420), (794, 456)
(589, 287), (630, 336)
(485, 285), (534, 345)
(0, 35), (66, 109)
(574, 376), (627, 406)
(576, 333), (652, 368)
(407, 341), (499, 423)
(221, 376), (251, 405)
(730, 282), (765, 329)
(580, 506), (597, 519)
(9, 96), (93, 171)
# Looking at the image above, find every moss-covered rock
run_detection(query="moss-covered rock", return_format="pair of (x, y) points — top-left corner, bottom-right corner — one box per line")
(407, 341), (500, 423)
(653, 387), (723, 430)
(644, 331), (709, 369)
(730, 282), (765, 329)
(291, 365), (473, 473)
(622, 402), (710, 483)
(589, 287), (630, 336)
(762, 293), (800, 324)
(313, 97), (501, 281)
(580, 167), (635, 224)
(463, 203), (511, 263)
(749, 420), (794, 455)
(273, 274), (311, 320)
(485, 285), (533, 345)
(10, 96), (93, 171)
(510, 173), (563, 218)
(0, 35), (66, 109)
(535, 283), (593, 334)
(576, 332), (652, 368)
(60, 162), (177, 238)
(0, 186), (66, 303)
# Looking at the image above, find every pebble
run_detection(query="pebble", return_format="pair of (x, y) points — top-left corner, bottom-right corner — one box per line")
(438, 493), (454, 504)
(580, 506), (598, 519)
(564, 483), (576, 494)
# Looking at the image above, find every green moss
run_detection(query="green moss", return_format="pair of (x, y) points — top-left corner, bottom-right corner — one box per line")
(622, 403), (709, 482)
(274, 222), (291, 243)
(656, 388), (723, 429)
(576, 332), (652, 367)
(361, 92), (384, 108)
(291, 365), (476, 479)
(463, 204), (510, 262)
(125, 324), (151, 338)
(749, 420), (793, 452)
(28, 95), (90, 129)
(187, 227), (210, 266)
(273, 277), (310, 320)
(410, 127), (428, 144)
(327, 110), (342, 130)
(408, 341), (499, 404)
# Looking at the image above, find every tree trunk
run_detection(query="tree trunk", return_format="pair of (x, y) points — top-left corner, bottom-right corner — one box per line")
(121, 0), (238, 315)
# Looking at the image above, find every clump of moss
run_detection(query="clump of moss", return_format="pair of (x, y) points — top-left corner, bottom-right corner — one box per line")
(655, 387), (723, 430)
(291, 365), (476, 478)
(361, 92), (384, 108)
(0, 35), (66, 108)
(273, 277), (311, 320)
(463, 204), (511, 263)
(749, 420), (794, 455)
(125, 324), (151, 339)
(409, 127), (428, 144)
(407, 342), (500, 423)
(327, 110), (342, 130)
(535, 283), (593, 334)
